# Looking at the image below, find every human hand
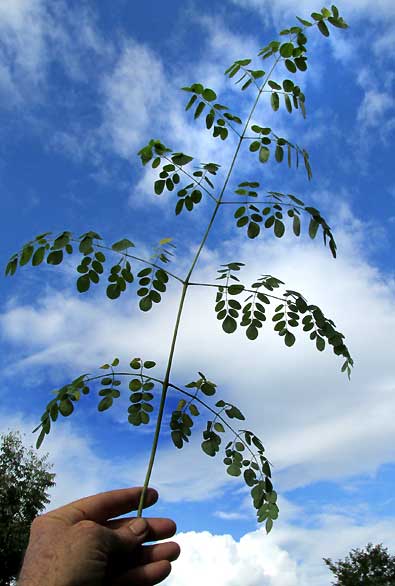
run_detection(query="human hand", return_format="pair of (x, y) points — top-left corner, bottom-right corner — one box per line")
(17, 486), (180, 586)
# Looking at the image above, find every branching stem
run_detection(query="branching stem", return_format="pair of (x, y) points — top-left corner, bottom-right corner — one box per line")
(94, 243), (184, 284)
(162, 155), (216, 202)
(188, 282), (286, 303)
(83, 371), (266, 477)
(136, 53), (282, 517)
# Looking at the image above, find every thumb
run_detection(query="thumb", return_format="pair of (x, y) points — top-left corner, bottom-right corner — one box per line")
(113, 517), (149, 550)
(97, 517), (149, 580)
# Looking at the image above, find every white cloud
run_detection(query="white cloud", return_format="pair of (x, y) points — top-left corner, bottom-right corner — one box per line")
(96, 26), (239, 200)
(166, 529), (299, 586)
(357, 89), (394, 130)
(100, 42), (166, 159)
(166, 510), (395, 586)
(0, 0), (48, 103)
(0, 410), (137, 511)
(374, 24), (395, 55)
(0, 0), (244, 169)
(229, 0), (395, 23)
(0, 0), (112, 106)
(3, 406), (395, 585)
(192, 13), (260, 88)
(214, 510), (249, 520)
(354, 65), (395, 143)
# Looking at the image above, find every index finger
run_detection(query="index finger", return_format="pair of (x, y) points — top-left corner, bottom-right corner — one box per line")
(46, 487), (158, 525)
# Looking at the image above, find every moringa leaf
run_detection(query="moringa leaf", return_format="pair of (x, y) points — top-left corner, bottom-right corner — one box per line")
(36, 428), (46, 449)
(259, 147), (270, 163)
(5, 258), (18, 276)
(59, 399), (74, 417)
(284, 331), (296, 347)
(112, 239), (135, 251)
(318, 20), (330, 36)
(98, 397), (113, 412)
(77, 275), (90, 293)
(203, 88), (217, 101)
(20, 245), (34, 266)
(47, 250), (63, 265)
(222, 316), (237, 334)
(280, 43), (294, 58)
(271, 92), (280, 111)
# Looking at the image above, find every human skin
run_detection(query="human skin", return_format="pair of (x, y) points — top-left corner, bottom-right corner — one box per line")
(17, 486), (180, 586)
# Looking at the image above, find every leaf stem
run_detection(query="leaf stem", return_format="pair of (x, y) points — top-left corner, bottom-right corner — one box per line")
(220, 200), (304, 210)
(94, 244), (184, 283)
(188, 282), (286, 303)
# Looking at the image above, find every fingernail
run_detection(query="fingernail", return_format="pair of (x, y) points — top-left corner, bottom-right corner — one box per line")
(129, 517), (148, 536)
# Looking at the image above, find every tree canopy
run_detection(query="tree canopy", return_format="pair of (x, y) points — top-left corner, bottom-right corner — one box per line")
(0, 430), (55, 586)
(324, 543), (395, 585)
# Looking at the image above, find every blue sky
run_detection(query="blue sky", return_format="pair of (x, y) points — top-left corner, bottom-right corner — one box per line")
(1, 1), (395, 584)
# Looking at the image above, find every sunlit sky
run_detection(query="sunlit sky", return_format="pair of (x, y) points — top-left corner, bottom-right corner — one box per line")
(1, 1), (395, 584)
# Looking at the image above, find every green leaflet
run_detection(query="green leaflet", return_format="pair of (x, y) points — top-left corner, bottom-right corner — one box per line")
(285, 331), (296, 347)
(203, 88), (217, 101)
(271, 93), (280, 111)
(47, 250), (63, 265)
(309, 218), (320, 239)
(20, 245), (34, 266)
(259, 147), (270, 163)
(5, 258), (18, 276)
(172, 153), (193, 166)
(248, 222), (260, 238)
(112, 239), (135, 251)
(280, 43), (294, 58)
(98, 397), (113, 412)
(59, 399), (74, 416)
(318, 20), (330, 37)
(223, 316), (237, 333)
(296, 16), (312, 26)
(77, 275), (90, 293)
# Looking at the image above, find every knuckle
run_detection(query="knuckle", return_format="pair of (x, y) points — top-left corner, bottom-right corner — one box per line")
(31, 514), (47, 530)
(73, 519), (102, 538)
(30, 515), (48, 534)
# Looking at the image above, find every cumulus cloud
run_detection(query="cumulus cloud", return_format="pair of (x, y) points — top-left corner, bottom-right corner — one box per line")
(166, 511), (395, 586)
(2, 404), (395, 585)
(166, 529), (299, 586)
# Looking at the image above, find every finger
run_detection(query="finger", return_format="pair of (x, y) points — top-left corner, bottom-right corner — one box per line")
(108, 519), (179, 576)
(105, 517), (177, 541)
(46, 487), (158, 525)
(131, 541), (181, 565)
(114, 560), (172, 586)
(108, 541), (180, 578)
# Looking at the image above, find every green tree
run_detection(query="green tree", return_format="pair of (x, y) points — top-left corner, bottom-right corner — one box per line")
(324, 543), (395, 585)
(0, 431), (55, 586)
(4, 6), (351, 533)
